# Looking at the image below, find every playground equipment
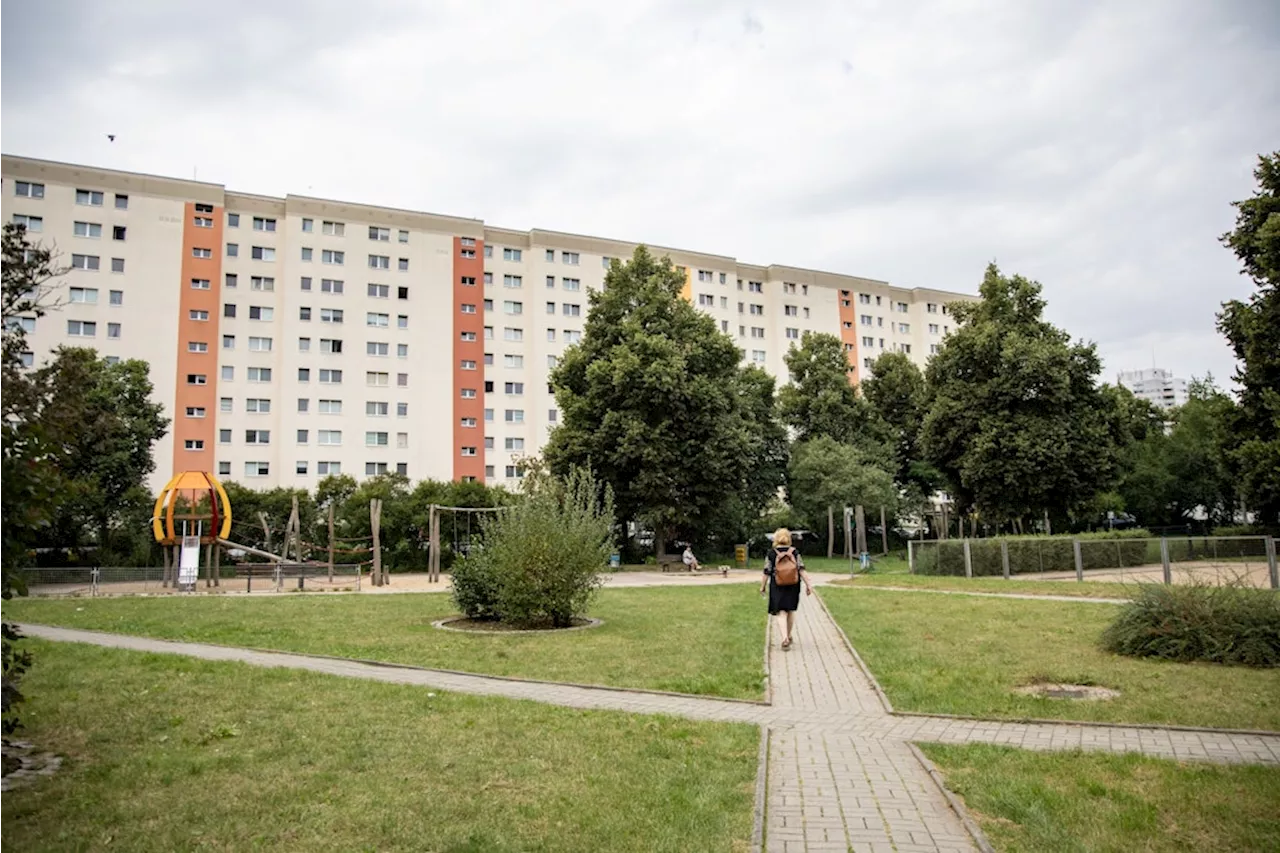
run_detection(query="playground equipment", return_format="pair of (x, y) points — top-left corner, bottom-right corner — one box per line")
(152, 471), (234, 589)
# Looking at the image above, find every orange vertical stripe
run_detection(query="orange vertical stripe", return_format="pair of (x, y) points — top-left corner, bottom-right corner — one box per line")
(453, 238), (486, 481)
(172, 202), (223, 473)
(838, 289), (860, 385)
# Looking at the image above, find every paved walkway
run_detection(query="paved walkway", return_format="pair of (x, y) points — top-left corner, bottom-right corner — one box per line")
(19, 597), (1280, 853)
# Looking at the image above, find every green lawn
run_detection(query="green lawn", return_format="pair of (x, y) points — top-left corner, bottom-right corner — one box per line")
(921, 743), (1280, 853)
(819, 587), (1280, 730)
(831, 573), (1132, 599)
(6, 585), (767, 700)
(1, 640), (757, 852)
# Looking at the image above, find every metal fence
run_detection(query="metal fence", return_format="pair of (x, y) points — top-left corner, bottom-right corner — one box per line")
(907, 535), (1279, 589)
(21, 563), (367, 596)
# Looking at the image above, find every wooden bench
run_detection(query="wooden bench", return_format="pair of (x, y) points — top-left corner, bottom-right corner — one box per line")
(236, 563), (359, 592)
(659, 558), (688, 572)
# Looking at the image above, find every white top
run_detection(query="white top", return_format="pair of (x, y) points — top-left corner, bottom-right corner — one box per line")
(682, 548), (695, 565)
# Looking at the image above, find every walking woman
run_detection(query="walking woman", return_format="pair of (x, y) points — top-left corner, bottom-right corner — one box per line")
(759, 528), (813, 649)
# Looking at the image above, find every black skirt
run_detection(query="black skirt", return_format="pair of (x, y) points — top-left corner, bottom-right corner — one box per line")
(768, 579), (802, 614)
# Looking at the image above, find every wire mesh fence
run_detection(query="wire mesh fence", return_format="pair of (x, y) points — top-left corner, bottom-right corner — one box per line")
(20, 562), (369, 596)
(907, 535), (1278, 589)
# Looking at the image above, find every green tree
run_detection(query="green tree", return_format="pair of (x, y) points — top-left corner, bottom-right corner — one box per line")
(788, 436), (898, 551)
(2, 222), (68, 733)
(33, 348), (169, 553)
(1217, 151), (1280, 525)
(544, 246), (779, 557)
(1165, 378), (1239, 526)
(921, 263), (1131, 527)
(778, 332), (886, 452)
(861, 350), (941, 497)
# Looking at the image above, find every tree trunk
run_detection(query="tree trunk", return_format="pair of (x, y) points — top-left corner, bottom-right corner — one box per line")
(827, 506), (834, 559)
(655, 530), (667, 562)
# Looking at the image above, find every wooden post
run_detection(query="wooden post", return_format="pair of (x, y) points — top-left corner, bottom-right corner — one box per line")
(880, 506), (888, 555)
(288, 495), (300, 564)
(260, 512), (273, 555)
(162, 545), (171, 588)
(205, 541), (213, 587)
(371, 498), (383, 587)
(327, 504), (335, 583)
(429, 504), (440, 583)
(213, 542), (221, 587)
(940, 502), (949, 541)
(1043, 509), (1052, 536)
(855, 505), (867, 558)
(843, 506), (853, 562)
(172, 544), (181, 587)
(827, 506), (834, 559)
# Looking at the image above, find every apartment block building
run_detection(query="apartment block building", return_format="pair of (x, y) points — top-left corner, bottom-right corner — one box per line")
(1117, 367), (1189, 410)
(2, 155), (970, 492)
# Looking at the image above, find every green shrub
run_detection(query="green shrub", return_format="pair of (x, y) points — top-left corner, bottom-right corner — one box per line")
(451, 469), (614, 628)
(915, 530), (1153, 576)
(1100, 582), (1280, 667)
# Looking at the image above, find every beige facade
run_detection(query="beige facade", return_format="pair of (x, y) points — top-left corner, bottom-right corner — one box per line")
(3, 155), (971, 492)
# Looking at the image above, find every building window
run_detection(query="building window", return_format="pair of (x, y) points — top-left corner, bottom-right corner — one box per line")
(318, 430), (342, 446)
(226, 243), (239, 257)
(368, 254), (389, 270)
(562, 303), (581, 317)
(698, 270), (712, 283)
(322, 221), (345, 237)
(249, 246), (275, 261)
(12, 214), (42, 232)
(562, 278), (580, 291)
(248, 336), (273, 352)
(398, 258), (409, 271)
(183, 439), (205, 451)
(190, 310), (209, 321)
(369, 283), (390, 299)
(320, 308), (343, 323)
(369, 226), (390, 242)
(752, 350), (766, 363)
(367, 341), (389, 357)
(321, 278), (344, 294)
(14, 181), (45, 198)
(67, 320), (97, 337)
(248, 305), (274, 321)
(504, 354), (524, 369)
(366, 431), (389, 447)
(110, 290), (123, 305)
(504, 409), (525, 423)
(69, 287), (98, 303)
(245, 429), (271, 445)
(398, 230), (409, 243)
(785, 328), (800, 340)
(191, 278), (211, 290)
(322, 250), (345, 265)
(75, 189), (104, 206)
(107, 322), (121, 339)
(503, 300), (522, 315)
(247, 367), (272, 382)
(317, 461), (341, 475)
(504, 274), (522, 289)
(503, 247), (522, 262)
(74, 221), (102, 239)
(749, 281), (763, 293)
(319, 399), (343, 414)
(188, 340), (208, 353)
(245, 462), (270, 478)
(319, 368), (342, 384)
(784, 305), (798, 316)
(226, 212), (239, 228)
(188, 374), (207, 385)
(749, 304), (763, 316)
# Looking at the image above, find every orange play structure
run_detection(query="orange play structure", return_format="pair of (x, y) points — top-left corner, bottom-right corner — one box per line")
(152, 471), (232, 587)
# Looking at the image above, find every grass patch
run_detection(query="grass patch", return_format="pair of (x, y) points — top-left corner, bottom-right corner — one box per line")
(819, 587), (1280, 730)
(830, 572), (1131, 599)
(6, 585), (766, 700)
(920, 743), (1280, 853)
(1, 640), (757, 852)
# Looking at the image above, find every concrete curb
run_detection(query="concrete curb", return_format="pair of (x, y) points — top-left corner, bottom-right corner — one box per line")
(811, 590), (896, 714)
(905, 743), (997, 853)
(751, 726), (771, 853)
(835, 583), (1128, 605)
(893, 710), (1280, 738)
(17, 623), (772, 708)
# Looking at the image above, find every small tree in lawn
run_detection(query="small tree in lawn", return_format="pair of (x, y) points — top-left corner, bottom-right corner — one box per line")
(452, 467), (614, 628)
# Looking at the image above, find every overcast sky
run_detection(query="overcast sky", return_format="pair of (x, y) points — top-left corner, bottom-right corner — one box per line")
(3, 0), (1277, 387)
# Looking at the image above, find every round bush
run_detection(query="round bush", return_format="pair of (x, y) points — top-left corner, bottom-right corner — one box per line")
(450, 468), (613, 628)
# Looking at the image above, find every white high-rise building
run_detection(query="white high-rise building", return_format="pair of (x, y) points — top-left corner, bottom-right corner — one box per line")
(3, 154), (973, 491)
(1117, 368), (1189, 410)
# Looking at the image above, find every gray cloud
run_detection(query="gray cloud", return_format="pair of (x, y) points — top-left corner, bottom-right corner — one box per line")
(3, 0), (1277, 386)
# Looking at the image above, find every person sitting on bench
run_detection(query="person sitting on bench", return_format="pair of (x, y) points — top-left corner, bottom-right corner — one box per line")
(682, 545), (700, 572)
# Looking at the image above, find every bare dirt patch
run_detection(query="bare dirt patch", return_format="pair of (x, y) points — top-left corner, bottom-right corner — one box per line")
(432, 615), (603, 634)
(1015, 682), (1121, 701)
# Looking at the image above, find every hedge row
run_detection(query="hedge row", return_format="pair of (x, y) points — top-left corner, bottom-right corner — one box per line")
(914, 531), (1154, 576)
(914, 531), (1272, 577)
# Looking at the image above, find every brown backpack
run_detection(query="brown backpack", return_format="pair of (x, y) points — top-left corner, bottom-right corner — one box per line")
(774, 547), (799, 586)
